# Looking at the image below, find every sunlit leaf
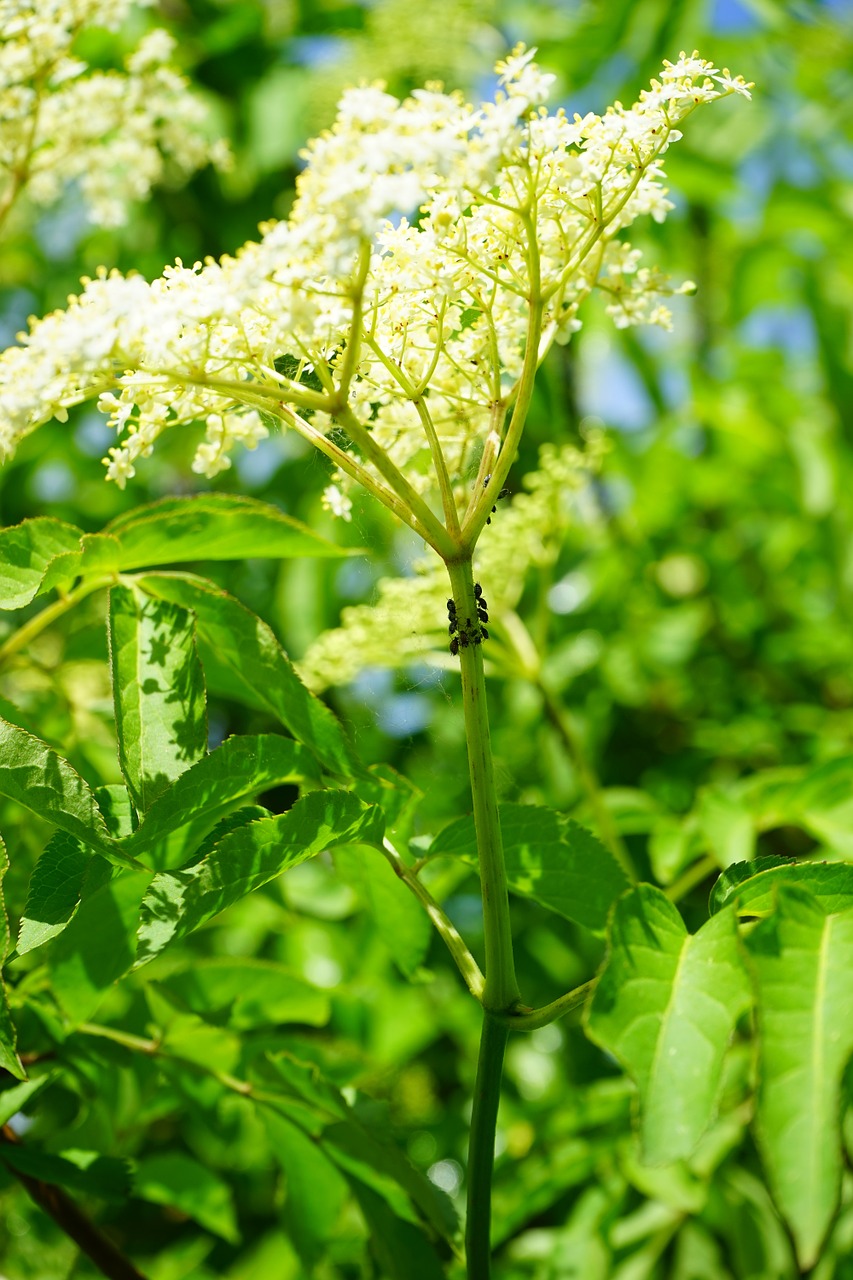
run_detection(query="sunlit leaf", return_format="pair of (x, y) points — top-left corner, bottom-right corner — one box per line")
(108, 584), (207, 814)
(104, 493), (354, 567)
(744, 884), (853, 1267)
(125, 733), (319, 870)
(0, 518), (83, 609)
(138, 573), (360, 778)
(430, 804), (628, 931)
(0, 1075), (54, 1127)
(0, 718), (123, 862)
(17, 832), (112, 955)
(586, 885), (752, 1163)
(135, 791), (384, 964)
(710, 857), (853, 917)
(39, 532), (121, 596)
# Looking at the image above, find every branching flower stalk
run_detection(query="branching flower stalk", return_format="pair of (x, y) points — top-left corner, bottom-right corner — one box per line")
(0, 43), (751, 1277)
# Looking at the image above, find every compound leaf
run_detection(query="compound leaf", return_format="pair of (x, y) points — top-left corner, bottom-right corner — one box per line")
(135, 791), (384, 965)
(125, 733), (319, 870)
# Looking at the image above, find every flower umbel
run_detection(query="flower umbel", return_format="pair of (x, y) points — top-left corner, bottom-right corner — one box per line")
(0, 0), (229, 231)
(0, 46), (751, 554)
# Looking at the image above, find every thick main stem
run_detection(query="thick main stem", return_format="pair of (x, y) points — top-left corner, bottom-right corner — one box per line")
(446, 554), (520, 1280)
(465, 1012), (509, 1280)
(446, 556), (520, 1014)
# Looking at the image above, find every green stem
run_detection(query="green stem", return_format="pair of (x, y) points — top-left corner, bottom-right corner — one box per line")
(379, 837), (485, 1000)
(446, 556), (520, 1013)
(499, 979), (595, 1031)
(466, 1011), (509, 1280)
(445, 555), (520, 1278)
(0, 577), (113, 667)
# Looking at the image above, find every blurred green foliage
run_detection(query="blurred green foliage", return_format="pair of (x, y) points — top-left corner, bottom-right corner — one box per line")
(1, 0), (853, 1277)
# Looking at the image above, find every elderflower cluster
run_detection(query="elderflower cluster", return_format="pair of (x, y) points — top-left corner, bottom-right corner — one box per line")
(297, 436), (607, 692)
(0, 0), (229, 229)
(0, 47), (750, 502)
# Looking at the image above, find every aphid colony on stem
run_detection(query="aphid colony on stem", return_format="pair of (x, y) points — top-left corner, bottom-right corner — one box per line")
(448, 584), (490, 656)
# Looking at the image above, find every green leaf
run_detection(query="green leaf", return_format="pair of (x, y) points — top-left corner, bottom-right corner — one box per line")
(104, 494), (353, 568)
(137, 573), (359, 778)
(0, 835), (24, 1078)
(349, 1181), (448, 1280)
(0, 1146), (133, 1199)
(49, 870), (152, 1023)
(134, 1152), (239, 1242)
(125, 734), (320, 870)
(430, 804), (628, 931)
(108, 585), (207, 814)
(696, 787), (754, 866)
(262, 1051), (457, 1243)
(323, 1119), (457, 1243)
(744, 884), (853, 1267)
(265, 1052), (349, 1126)
(146, 986), (242, 1075)
(262, 1109), (348, 1264)
(17, 832), (112, 955)
(0, 518), (83, 609)
(39, 532), (121, 597)
(94, 785), (137, 839)
(335, 846), (431, 977)
(135, 791), (384, 964)
(163, 959), (330, 1029)
(786, 757), (853, 857)
(585, 885), (752, 1164)
(0, 718), (122, 861)
(0, 1074), (54, 1127)
(711, 857), (853, 917)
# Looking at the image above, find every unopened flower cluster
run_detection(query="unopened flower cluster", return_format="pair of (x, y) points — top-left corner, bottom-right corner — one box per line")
(0, 0), (229, 230)
(0, 46), (750, 509)
(298, 436), (607, 691)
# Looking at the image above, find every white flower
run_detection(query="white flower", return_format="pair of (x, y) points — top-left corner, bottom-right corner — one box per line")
(0, 1), (228, 229)
(0, 43), (751, 517)
(322, 483), (353, 522)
